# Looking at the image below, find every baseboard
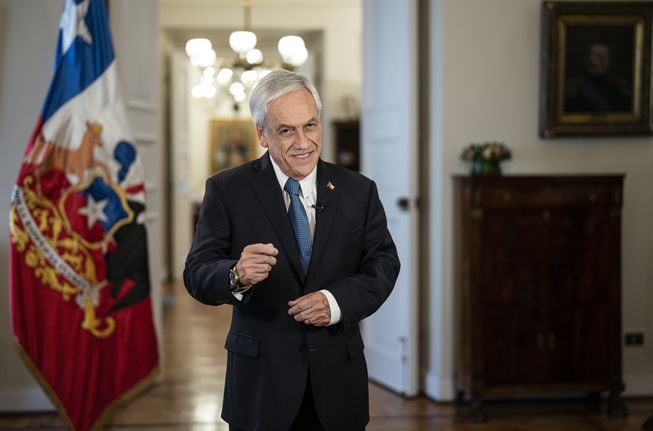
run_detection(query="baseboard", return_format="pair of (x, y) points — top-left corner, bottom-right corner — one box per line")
(624, 372), (653, 396)
(421, 372), (653, 399)
(0, 388), (53, 412)
(423, 370), (456, 401)
(366, 345), (404, 393)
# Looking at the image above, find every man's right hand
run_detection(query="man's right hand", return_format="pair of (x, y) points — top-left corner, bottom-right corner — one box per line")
(236, 243), (278, 286)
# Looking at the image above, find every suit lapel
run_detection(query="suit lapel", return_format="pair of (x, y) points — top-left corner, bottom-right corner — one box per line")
(248, 153), (304, 281)
(307, 160), (340, 279)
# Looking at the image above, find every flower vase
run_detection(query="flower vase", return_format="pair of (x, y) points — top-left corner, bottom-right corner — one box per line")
(471, 158), (502, 176)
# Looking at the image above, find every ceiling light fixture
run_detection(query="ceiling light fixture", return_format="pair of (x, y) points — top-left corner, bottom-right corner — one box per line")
(185, 0), (310, 109)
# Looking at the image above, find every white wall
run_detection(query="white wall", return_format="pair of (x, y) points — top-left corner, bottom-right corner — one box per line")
(426, 0), (653, 399)
(0, 0), (62, 411)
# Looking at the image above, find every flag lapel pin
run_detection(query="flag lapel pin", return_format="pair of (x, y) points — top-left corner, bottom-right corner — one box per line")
(326, 181), (335, 190)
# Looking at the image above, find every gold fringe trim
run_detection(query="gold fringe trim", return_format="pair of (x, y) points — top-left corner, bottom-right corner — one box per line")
(88, 363), (160, 431)
(13, 338), (160, 431)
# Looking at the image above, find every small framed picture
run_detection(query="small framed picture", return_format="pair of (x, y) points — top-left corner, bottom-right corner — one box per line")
(209, 119), (259, 173)
(539, 2), (653, 137)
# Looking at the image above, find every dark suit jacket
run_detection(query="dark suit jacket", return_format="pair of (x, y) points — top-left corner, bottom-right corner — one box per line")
(184, 153), (400, 431)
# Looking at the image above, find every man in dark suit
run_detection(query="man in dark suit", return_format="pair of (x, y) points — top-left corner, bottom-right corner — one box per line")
(184, 70), (400, 431)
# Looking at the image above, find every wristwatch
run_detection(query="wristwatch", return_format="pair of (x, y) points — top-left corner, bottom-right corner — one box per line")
(229, 264), (249, 293)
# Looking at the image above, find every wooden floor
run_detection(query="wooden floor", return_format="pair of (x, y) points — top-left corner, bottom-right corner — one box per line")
(1, 282), (651, 430)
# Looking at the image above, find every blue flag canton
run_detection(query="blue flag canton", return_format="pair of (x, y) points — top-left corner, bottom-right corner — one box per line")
(80, 176), (130, 232)
(42, 0), (115, 123)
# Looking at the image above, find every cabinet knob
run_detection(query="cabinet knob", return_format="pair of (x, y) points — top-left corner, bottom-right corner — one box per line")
(503, 193), (511, 202)
(542, 210), (551, 221)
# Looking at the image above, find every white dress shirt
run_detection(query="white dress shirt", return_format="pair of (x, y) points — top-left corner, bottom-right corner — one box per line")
(232, 157), (342, 326)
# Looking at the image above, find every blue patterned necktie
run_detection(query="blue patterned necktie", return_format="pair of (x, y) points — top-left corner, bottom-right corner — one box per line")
(284, 178), (312, 273)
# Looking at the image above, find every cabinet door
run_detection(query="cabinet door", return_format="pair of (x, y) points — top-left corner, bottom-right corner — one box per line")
(473, 208), (549, 386)
(547, 207), (615, 384)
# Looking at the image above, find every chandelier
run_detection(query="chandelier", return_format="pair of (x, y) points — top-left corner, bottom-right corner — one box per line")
(185, 0), (309, 106)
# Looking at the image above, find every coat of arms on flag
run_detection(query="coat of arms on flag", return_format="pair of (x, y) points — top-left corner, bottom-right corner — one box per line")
(8, 1), (159, 430)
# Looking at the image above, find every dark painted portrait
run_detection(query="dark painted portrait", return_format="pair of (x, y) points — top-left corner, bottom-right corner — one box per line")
(563, 25), (634, 114)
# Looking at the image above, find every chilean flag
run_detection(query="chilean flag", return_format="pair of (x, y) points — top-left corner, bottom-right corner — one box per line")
(8, 1), (159, 430)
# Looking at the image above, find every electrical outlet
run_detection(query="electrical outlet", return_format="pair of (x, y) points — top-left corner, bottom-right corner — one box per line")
(624, 332), (644, 346)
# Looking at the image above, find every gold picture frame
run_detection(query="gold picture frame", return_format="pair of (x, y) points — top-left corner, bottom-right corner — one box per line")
(540, 2), (653, 137)
(209, 119), (259, 173)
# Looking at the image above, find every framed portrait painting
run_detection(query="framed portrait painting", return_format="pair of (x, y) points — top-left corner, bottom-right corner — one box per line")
(209, 119), (258, 173)
(539, 2), (653, 137)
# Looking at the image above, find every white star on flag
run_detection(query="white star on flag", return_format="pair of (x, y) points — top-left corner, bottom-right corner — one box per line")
(77, 194), (109, 230)
(60, 0), (93, 55)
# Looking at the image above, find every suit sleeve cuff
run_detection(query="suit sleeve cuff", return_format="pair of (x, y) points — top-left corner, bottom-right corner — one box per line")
(320, 289), (342, 326)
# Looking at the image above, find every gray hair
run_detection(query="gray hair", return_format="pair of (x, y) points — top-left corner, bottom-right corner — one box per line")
(249, 70), (322, 130)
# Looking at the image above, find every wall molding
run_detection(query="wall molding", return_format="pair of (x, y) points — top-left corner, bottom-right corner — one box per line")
(624, 372), (653, 396)
(132, 134), (158, 146)
(0, 388), (52, 412)
(420, 371), (653, 399)
(365, 344), (405, 394)
(127, 98), (157, 114)
(423, 370), (456, 401)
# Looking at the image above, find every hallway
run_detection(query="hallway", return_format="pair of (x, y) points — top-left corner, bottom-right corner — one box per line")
(0, 282), (651, 430)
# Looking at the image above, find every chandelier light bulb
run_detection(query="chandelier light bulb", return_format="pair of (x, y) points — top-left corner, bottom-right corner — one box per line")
(191, 48), (216, 68)
(204, 84), (217, 98)
(193, 83), (217, 99)
(287, 46), (308, 67)
(246, 48), (263, 65)
(185, 38), (212, 58)
(234, 92), (247, 103)
(229, 31), (257, 54)
(241, 70), (258, 85)
(200, 74), (213, 86)
(203, 67), (216, 79)
(229, 82), (245, 96)
(192, 84), (204, 99)
(217, 68), (234, 85)
(278, 35), (306, 65)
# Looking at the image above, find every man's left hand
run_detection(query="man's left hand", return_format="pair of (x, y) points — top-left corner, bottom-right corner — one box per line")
(288, 292), (331, 327)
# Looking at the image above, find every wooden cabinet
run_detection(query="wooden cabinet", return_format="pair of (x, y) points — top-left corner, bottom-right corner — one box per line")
(332, 120), (360, 172)
(453, 175), (626, 419)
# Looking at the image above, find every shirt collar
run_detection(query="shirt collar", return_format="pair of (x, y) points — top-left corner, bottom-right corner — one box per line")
(269, 154), (317, 198)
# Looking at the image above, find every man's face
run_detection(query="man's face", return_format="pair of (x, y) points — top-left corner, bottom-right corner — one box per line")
(258, 89), (322, 180)
(586, 44), (610, 76)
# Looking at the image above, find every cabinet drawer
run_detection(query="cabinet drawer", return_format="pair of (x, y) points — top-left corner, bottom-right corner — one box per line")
(472, 186), (621, 208)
